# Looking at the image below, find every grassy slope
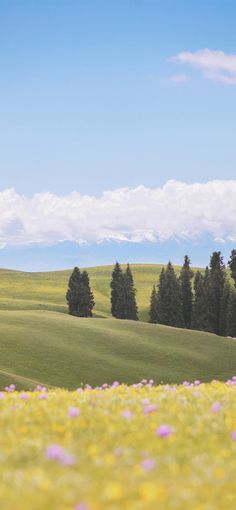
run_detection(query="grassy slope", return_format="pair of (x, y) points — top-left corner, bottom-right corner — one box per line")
(0, 264), (193, 321)
(0, 310), (235, 390)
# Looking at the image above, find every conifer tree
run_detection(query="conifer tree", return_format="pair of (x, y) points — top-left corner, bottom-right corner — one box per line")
(208, 252), (226, 335)
(110, 262), (124, 318)
(156, 267), (168, 324)
(156, 262), (183, 328)
(149, 285), (159, 323)
(191, 269), (212, 332)
(179, 255), (193, 328)
(66, 267), (81, 316)
(228, 249), (236, 288)
(80, 271), (95, 317)
(66, 267), (95, 317)
(219, 281), (231, 336)
(123, 264), (138, 320)
(226, 288), (236, 337)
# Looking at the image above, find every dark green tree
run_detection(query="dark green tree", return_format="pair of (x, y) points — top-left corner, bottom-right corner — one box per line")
(219, 281), (231, 336)
(156, 267), (168, 324)
(226, 288), (236, 337)
(228, 249), (236, 288)
(157, 262), (184, 328)
(110, 262), (123, 318)
(123, 264), (138, 320)
(79, 271), (95, 317)
(208, 252), (226, 335)
(149, 285), (159, 323)
(66, 267), (81, 316)
(191, 269), (212, 332)
(179, 255), (193, 328)
(66, 267), (95, 317)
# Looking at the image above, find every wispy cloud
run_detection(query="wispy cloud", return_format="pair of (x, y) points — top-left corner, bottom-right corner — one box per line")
(0, 181), (236, 248)
(170, 49), (236, 85)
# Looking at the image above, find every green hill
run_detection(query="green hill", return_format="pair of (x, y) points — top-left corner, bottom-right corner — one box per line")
(0, 264), (197, 320)
(0, 310), (235, 390)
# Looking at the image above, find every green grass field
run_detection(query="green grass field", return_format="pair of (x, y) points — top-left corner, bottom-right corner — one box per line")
(0, 310), (236, 390)
(0, 264), (196, 320)
(0, 265), (235, 390)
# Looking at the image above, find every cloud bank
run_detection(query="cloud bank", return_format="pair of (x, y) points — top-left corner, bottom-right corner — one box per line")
(170, 49), (236, 84)
(0, 180), (236, 248)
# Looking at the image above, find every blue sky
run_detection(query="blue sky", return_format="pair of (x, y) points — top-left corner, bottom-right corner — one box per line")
(0, 0), (236, 270)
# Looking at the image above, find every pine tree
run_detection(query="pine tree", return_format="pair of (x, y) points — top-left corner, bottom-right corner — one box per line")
(191, 269), (212, 332)
(110, 262), (123, 318)
(219, 281), (231, 336)
(123, 264), (138, 320)
(66, 267), (81, 316)
(156, 262), (184, 328)
(149, 285), (159, 323)
(226, 288), (236, 337)
(66, 267), (95, 317)
(179, 255), (193, 328)
(228, 249), (236, 288)
(208, 252), (226, 335)
(79, 271), (95, 317)
(156, 267), (168, 324)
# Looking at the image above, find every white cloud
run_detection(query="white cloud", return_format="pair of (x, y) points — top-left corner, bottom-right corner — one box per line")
(0, 180), (236, 248)
(170, 49), (236, 84)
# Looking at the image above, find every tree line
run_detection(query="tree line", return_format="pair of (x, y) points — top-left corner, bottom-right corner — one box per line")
(149, 250), (236, 337)
(66, 249), (236, 337)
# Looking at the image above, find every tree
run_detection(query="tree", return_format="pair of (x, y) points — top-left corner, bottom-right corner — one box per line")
(149, 285), (159, 323)
(66, 267), (95, 317)
(228, 249), (236, 288)
(156, 267), (168, 324)
(191, 269), (212, 332)
(79, 271), (95, 317)
(156, 262), (184, 328)
(226, 289), (236, 337)
(208, 252), (226, 335)
(179, 255), (193, 328)
(66, 267), (82, 316)
(110, 262), (123, 318)
(219, 281), (231, 336)
(123, 264), (138, 320)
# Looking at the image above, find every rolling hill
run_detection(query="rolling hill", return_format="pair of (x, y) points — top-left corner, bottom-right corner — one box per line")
(0, 310), (236, 390)
(0, 264), (196, 321)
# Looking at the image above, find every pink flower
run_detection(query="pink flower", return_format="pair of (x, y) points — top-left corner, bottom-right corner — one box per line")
(75, 504), (89, 510)
(193, 390), (200, 397)
(156, 424), (173, 438)
(122, 409), (132, 420)
(0, 392), (4, 400)
(143, 404), (158, 416)
(39, 393), (48, 400)
(231, 431), (236, 441)
(211, 401), (221, 413)
(46, 444), (75, 465)
(141, 458), (156, 471)
(68, 406), (80, 418)
(5, 384), (16, 393)
(19, 393), (28, 400)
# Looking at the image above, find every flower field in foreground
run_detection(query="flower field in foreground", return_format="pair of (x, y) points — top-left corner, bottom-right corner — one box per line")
(0, 380), (236, 510)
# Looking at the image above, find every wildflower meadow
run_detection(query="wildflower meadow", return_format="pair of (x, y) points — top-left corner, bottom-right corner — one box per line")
(0, 379), (236, 510)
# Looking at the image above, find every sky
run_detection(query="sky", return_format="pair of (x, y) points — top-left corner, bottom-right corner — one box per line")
(0, 0), (236, 270)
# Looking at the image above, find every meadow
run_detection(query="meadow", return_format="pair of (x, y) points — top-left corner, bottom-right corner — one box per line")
(1, 311), (236, 389)
(0, 264), (187, 321)
(0, 380), (235, 510)
(0, 264), (236, 389)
